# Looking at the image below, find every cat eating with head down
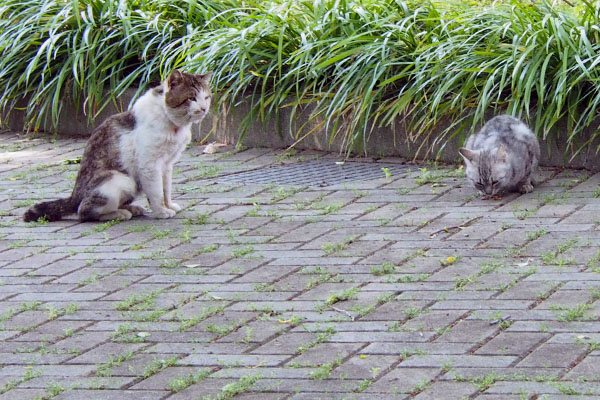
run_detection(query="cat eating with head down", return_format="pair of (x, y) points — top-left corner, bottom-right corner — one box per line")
(459, 115), (540, 199)
(24, 70), (212, 222)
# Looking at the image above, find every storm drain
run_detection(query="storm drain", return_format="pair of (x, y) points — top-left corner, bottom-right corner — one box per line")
(216, 161), (412, 186)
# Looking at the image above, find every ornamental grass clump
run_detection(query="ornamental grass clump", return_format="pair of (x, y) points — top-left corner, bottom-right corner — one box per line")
(1, 0), (600, 159)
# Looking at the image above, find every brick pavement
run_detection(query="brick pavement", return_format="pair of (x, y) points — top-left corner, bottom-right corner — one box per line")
(1, 131), (600, 399)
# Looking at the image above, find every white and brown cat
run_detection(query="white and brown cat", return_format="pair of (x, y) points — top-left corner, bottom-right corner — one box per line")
(24, 70), (212, 222)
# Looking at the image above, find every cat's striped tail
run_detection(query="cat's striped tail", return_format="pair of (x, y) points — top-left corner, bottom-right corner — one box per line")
(23, 198), (79, 222)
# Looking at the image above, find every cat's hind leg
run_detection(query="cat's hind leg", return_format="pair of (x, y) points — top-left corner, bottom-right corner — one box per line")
(78, 192), (133, 222)
(78, 172), (137, 222)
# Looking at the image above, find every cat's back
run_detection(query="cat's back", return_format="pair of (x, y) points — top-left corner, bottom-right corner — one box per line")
(81, 111), (136, 166)
(467, 115), (538, 153)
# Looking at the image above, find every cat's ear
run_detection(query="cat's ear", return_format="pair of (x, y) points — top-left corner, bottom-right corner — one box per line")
(197, 71), (213, 83)
(459, 148), (477, 163)
(167, 70), (185, 88)
(496, 145), (508, 162)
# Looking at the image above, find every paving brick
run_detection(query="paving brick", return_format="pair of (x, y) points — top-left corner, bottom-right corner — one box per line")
(178, 354), (288, 367)
(21, 376), (135, 390)
(475, 332), (549, 356)
(436, 320), (500, 343)
(66, 343), (148, 364)
(0, 389), (47, 399)
(287, 342), (365, 365)
(52, 390), (168, 399)
(250, 333), (316, 355)
(290, 393), (406, 400)
(516, 343), (588, 368)
(413, 381), (477, 399)
(330, 354), (399, 380)
(365, 367), (440, 394)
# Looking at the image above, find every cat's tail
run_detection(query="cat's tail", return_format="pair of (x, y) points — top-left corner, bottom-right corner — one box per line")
(23, 197), (79, 222)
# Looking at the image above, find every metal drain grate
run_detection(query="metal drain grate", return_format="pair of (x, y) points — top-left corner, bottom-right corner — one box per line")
(216, 161), (411, 186)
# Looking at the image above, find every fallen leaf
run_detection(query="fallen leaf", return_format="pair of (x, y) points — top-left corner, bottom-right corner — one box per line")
(516, 259), (530, 267)
(63, 157), (81, 165)
(203, 142), (227, 154)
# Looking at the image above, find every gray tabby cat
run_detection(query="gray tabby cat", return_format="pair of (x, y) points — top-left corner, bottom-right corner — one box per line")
(459, 115), (540, 197)
(24, 70), (212, 222)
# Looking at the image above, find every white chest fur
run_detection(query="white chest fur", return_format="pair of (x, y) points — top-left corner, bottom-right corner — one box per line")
(118, 91), (192, 175)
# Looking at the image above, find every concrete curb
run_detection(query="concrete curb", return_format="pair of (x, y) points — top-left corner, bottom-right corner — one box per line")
(4, 91), (599, 169)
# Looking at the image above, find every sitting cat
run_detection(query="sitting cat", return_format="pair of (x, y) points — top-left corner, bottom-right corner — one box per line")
(459, 115), (540, 197)
(24, 70), (212, 222)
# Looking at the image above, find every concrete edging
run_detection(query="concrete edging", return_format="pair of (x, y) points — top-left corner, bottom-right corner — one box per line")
(4, 91), (599, 169)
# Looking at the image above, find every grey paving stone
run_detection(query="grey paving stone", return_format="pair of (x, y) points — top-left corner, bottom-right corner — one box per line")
(66, 343), (148, 364)
(53, 390), (168, 400)
(475, 332), (550, 356)
(365, 367), (440, 394)
(436, 320), (500, 343)
(484, 381), (600, 395)
(440, 367), (563, 381)
(516, 343), (588, 368)
(400, 354), (516, 368)
(178, 354), (288, 367)
(287, 342), (365, 365)
(412, 381), (478, 399)
(361, 342), (473, 356)
(331, 354), (399, 379)
(0, 389), (47, 399)
(21, 376), (135, 390)
(564, 355), (600, 380)
(250, 333), (317, 355)
(290, 393), (406, 400)
(330, 331), (435, 343)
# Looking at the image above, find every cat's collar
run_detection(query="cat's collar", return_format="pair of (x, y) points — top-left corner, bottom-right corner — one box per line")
(167, 120), (182, 135)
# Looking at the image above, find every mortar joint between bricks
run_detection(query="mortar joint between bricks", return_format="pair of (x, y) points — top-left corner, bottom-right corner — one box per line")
(429, 310), (472, 343)
(506, 332), (554, 369)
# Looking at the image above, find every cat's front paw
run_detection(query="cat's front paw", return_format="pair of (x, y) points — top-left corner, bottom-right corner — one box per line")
(519, 183), (534, 194)
(167, 202), (182, 212)
(152, 207), (176, 219)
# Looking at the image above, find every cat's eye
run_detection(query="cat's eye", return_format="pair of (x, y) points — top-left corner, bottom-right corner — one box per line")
(491, 180), (499, 186)
(204, 95), (211, 100)
(474, 182), (484, 189)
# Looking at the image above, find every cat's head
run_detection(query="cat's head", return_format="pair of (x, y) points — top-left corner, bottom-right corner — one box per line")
(459, 146), (511, 196)
(162, 70), (212, 125)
